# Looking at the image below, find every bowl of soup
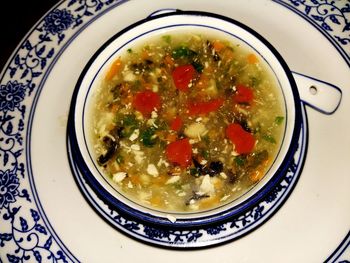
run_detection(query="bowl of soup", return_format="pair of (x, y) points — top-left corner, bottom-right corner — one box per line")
(68, 10), (301, 227)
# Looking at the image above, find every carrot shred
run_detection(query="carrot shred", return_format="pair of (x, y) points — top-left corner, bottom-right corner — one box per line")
(129, 175), (141, 185)
(222, 49), (234, 62)
(141, 50), (150, 60)
(167, 133), (178, 142)
(250, 159), (270, 182)
(195, 74), (209, 89)
(199, 196), (220, 210)
(247, 53), (258, 64)
(213, 40), (225, 52)
(150, 195), (162, 207)
(105, 57), (122, 81)
(164, 55), (174, 67)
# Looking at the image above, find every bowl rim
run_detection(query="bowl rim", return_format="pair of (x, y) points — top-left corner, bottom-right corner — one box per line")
(67, 10), (302, 227)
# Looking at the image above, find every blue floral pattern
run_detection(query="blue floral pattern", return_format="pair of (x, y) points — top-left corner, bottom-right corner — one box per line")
(275, 0), (350, 65)
(0, 81), (26, 112)
(43, 9), (74, 35)
(0, 170), (19, 209)
(0, 0), (124, 262)
(0, 0), (349, 260)
(69, 118), (306, 247)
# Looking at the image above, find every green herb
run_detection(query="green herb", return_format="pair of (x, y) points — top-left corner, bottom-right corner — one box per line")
(263, 135), (276, 144)
(116, 154), (124, 164)
(234, 156), (245, 166)
(140, 127), (158, 147)
(162, 35), (171, 44)
(123, 114), (138, 126)
(249, 150), (268, 169)
(250, 76), (261, 87)
(275, 116), (284, 125)
(192, 61), (204, 73)
(201, 149), (210, 159)
(157, 121), (169, 131)
(116, 114), (139, 138)
(119, 127), (135, 138)
(190, 168), (199, 176)
(202, 135), (210, 144)
(127, 48), (133, 53)
(172, 46), (197, 59)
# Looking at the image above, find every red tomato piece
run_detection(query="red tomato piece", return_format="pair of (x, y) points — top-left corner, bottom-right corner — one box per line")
(172, 64), (196, 92)
(170, 116), (183, 132)
(226, 123), (255, 154)
(233, 85), (254, 104)
(132, 90), (160, 116)
(188, 98), (224, 115)
(165, 138), (192, 168)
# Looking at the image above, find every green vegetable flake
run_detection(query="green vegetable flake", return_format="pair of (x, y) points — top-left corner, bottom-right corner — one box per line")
(162, 35), (171, 44)
(123, 114), (138, 126)
(117, 114), (139, 138)
(263, 135), (276, 144)
(116, 154), (124, 164)
(234, 156), (245, 166)
(201, 149), (210, 159)
(190, 168), (199, 176)
(192, 61), (204, 73)
(140, 127), (158, 147)
(127, 48), (133, 53)
(275, 116), (284, 125)
(172, 46), (197, 59)
(250, 76), (261, 87)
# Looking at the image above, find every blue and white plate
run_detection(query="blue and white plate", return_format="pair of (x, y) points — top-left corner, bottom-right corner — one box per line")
(0, 0), (349, 261)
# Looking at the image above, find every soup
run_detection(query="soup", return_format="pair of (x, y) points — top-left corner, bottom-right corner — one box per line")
(90, 33), (285, 213)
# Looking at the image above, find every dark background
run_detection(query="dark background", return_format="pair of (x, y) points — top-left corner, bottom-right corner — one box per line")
(0, 0), (60, 71)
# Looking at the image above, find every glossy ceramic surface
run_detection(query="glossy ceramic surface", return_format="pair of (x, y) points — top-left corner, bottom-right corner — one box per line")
(0, 0), (349, 261)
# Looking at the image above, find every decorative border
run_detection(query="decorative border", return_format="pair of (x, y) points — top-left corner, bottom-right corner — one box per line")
(67, 103), (307, 248)
(274, 0), (350, 67)
(0, 0), (127, 262)
(0, 0), (348, 260)
(69, 10), (302, 228)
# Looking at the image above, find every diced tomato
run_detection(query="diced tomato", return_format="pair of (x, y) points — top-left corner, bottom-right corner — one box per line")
(226, 123), (255, 154)
(172, 64), (196, 92)
(233, 85), (254, 104)
(132, 90), (160, 116)
(188, 98), (224, 115)
(165, 138), (192, 168)
(170, 116), (183, 132)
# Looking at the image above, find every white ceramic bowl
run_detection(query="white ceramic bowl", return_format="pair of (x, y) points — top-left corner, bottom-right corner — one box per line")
(68, 10), (301, 227)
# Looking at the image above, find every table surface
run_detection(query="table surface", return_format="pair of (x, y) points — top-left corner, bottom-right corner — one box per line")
(0, 0), (59, 71)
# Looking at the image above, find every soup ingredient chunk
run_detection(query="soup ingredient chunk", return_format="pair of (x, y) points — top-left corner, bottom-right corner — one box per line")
(165, 138), (192, 168)
(132, 90), (161, 116)
(172, 64), (196, 91)
(226, 123), (255, 154)
(91, 33), (285, 212)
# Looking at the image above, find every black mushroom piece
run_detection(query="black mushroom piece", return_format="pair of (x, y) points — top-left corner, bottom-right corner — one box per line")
(130, 59), (154, 72)
(192, 157), (224, 177)
(247, 150), (268, 170)
(97, 128), (121, 165)
(206, 40), (221, 62)
(227, 170), (238, 184)
(226, 111), (253, 133)
(185, 192), (210, 206)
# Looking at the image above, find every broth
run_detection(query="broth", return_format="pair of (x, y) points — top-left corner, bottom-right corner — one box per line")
(90, 33), (285, 212)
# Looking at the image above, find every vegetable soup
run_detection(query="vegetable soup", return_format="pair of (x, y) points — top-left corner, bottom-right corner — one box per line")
(90, 33), (285, 213)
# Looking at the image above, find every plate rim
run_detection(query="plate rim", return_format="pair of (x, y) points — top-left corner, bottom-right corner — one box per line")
(0, 0), (349, 260)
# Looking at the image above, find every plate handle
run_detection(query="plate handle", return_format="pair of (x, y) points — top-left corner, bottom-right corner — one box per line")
(292, 72), (342, 115)
(148, 9), (181, 18)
